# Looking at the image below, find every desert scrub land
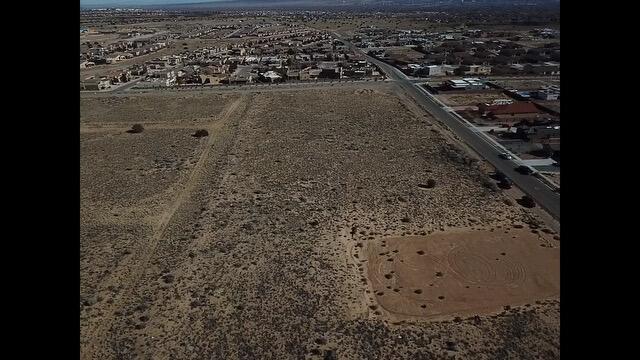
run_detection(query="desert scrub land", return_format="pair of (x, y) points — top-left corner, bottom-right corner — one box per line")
(435, 90), (510, 107)
(80, 92), (237, 124)
(80, 85), (559, 359)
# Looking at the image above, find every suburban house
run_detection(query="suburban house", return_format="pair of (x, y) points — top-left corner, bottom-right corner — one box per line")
(462, 64), (492, 75)
(478, 101), (542, 119)
(229, 65), (257, 83)
(516, 125), (560, 142)
(261, 70), (282, 82)
(286, 69), (300, 80)
(444, 78), (486, 90)
(532, 85), (560, 100)
(80, 79), (100, 91)
(199, 74), (224, 84)
(524, 62), (560, 75)
(300, 67), (322, 80)
(80, 78), (111, 91)
(166, 71), (176, 86)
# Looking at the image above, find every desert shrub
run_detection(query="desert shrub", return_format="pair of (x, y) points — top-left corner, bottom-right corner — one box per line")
(518, 195), (536, 208)
(193, 129), (209, 138)
(482, 178), (498, 191)
(128, 124), (144, 133)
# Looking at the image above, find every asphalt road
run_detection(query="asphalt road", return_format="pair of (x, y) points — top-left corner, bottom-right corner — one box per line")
(336, 35), (560, 220)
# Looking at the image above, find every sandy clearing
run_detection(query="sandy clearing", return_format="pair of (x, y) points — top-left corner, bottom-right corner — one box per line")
(363, 228), (559, 321)
(436, 91), (508, 107)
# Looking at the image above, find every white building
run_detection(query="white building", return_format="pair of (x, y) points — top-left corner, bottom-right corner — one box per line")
(466, 65), (492, 75)
(262, 71), (282, 82)
(426, 64), (457, 76)
(166, 71), (176, 86)
(425, 65), (444, 76)
(533, 85), (560, 100)
(98, 79), (111, 90)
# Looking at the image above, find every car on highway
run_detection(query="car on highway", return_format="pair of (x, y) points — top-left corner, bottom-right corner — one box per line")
(498, 152), (513, 160)
(515, 165), (534, 175)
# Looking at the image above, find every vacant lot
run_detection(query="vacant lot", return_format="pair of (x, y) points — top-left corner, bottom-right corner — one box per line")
(363, 228), (559, 321)
(492, 79), (560, 91)
(80, 92), (237, 124)
(436, 90), (509, 107)
(81, 85), (559, 359)
(384, 47), (425, 64)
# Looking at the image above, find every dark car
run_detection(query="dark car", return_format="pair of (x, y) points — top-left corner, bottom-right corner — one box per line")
(515, 165), (533, 175)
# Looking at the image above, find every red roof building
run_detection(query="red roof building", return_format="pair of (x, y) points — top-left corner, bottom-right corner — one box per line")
(478, 101), (541, 118)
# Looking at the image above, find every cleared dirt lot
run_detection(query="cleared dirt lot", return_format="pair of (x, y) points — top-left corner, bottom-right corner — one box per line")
(491, 78), (560, 91)
(436, 90), (509, 107)
(363, 228), (559, 321)
(81, 85), (559, 359)
(384, 47), (426, 64)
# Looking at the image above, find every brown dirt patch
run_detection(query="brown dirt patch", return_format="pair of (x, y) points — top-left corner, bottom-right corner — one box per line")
(436, 91), (507, 107)
(364, 228), (559, 320)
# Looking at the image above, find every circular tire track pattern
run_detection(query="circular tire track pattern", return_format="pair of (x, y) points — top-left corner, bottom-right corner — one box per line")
(364, 229), (559, 321)
(447, 244), (526, 286)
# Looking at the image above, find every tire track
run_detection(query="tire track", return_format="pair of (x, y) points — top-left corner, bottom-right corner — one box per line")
(148, 95), (253, 359)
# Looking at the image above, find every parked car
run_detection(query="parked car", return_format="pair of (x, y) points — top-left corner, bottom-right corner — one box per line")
(515, 165), (533, 175)
(499, 152), (513, 160)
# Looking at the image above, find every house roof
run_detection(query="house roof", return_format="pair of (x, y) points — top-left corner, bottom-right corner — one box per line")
(262, 71), (281, 79)
(482, 102), (541, 115)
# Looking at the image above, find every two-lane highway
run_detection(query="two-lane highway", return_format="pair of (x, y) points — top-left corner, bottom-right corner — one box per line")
(336, 34), (560, 220)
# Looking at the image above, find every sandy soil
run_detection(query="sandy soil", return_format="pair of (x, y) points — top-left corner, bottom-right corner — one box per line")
(80, 84), (559, 359)
(361, 228), (559, 321)
(492, 79), (560, 91)
(80, 92), (237, 124)
(385, 47), (425, 64)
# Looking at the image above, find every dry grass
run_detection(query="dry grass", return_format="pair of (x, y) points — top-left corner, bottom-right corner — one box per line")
(80, 85), (559, 359)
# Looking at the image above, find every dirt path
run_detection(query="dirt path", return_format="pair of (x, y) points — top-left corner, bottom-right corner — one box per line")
(147, 97), (252, 358)
(80, 95), (246, 360)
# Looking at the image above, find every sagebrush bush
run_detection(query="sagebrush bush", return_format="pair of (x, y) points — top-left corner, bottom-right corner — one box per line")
(128, 124), (144, 133)
(193, 129), (209, 138)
